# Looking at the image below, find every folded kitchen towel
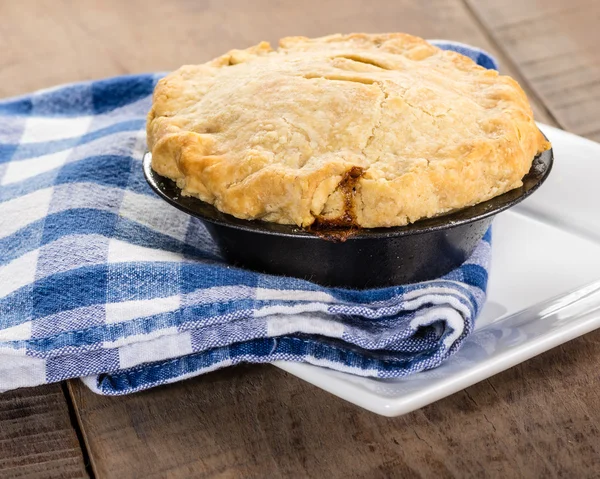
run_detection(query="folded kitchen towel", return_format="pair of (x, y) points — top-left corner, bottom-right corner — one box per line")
(0, 42), (495, 394)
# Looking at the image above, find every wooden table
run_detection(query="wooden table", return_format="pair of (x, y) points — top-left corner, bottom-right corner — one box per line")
(1, 1), (599, 477)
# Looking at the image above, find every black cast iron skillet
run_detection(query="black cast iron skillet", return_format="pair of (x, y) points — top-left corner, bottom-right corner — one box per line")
(143, 144), (553, 288)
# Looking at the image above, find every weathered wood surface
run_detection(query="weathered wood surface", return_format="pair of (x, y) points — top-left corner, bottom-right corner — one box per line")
(467, 0), (600, 141)
(1, 0), (599, 478)
(0, 385), (88, 479)
(69, 336), (600, 478)
(0, 0), (552, 123)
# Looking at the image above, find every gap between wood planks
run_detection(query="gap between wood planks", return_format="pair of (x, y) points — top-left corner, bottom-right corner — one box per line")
(460, 0), (561, 129)
(55, 1), (594, 477)
(62, 382), (95, 479)
(0, 383), (89, 479)
(59, 1), (559, 476)
(464, 0), (600, 142)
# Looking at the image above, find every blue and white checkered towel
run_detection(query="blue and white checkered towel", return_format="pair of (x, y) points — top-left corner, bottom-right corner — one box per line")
(0, 42), (496, 394)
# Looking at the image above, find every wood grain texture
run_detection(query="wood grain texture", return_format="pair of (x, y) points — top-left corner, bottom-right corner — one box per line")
(466, 0), (600, 141)
(0, 384), (88, 479)
(69, 332), (600, 479)
(0, 0), (552, 123)
(2, 0), (599, 477)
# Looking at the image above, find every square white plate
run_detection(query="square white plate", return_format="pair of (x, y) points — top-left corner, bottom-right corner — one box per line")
(273, 124), (600, 416)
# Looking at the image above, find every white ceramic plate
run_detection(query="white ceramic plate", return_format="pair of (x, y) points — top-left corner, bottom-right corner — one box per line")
(273, 124), (600, 416)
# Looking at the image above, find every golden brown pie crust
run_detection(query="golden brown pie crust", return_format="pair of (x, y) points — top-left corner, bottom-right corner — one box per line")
(147, 33), (551, 228)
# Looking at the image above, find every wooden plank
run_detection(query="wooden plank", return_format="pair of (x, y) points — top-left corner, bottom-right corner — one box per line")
(465, 0), (600, 141)
(69, 333), (600, 479)
(50, 0), (588, 476)
(0, 0), (552, 124)
(0, 384), (88, 479)
(1, 0), (593, 477)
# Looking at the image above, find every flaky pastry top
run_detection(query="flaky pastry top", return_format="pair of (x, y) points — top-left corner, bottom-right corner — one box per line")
(147, 33), (550, 228)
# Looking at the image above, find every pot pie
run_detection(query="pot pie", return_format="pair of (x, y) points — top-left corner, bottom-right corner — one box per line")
(147, 33), (551, 228)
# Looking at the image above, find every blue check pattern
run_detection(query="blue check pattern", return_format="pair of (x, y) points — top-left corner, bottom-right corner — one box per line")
(0, 42), (496, 394)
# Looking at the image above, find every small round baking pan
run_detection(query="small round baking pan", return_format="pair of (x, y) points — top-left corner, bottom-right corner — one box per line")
(143, 145), (553, 288)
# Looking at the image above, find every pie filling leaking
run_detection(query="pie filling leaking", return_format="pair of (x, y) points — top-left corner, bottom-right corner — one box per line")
(310, 166), (364, 242)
